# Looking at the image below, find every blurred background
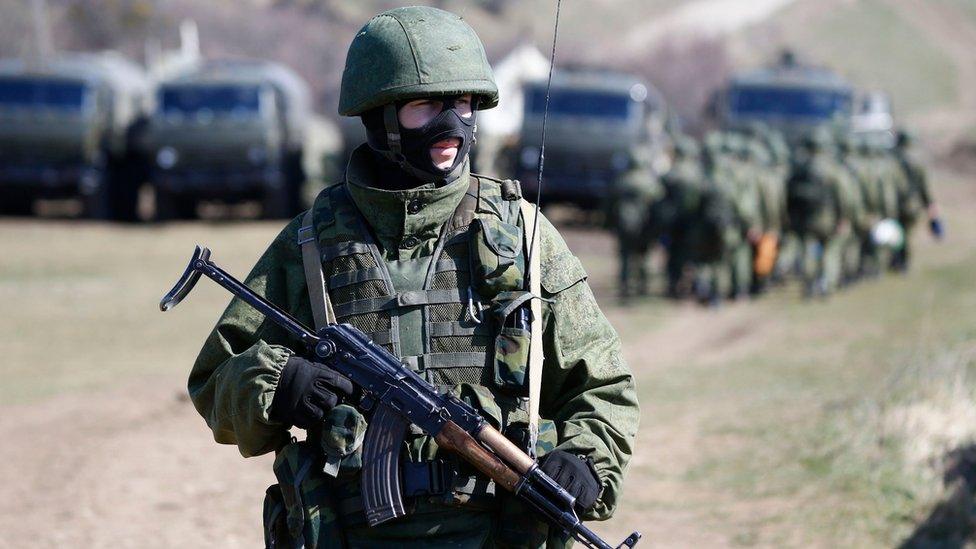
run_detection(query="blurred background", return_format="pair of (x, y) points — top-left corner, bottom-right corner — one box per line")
(1, 0), (974, 547)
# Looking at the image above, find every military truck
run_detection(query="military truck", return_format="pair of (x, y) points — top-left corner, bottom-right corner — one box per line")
(710, 52), (854, 143)
(142, 59), (311, 219)
(0, 53), (150, 220)
(514, 69), (668, 208)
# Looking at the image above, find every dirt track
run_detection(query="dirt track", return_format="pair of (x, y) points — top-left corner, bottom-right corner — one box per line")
(1, 165), (973, 547)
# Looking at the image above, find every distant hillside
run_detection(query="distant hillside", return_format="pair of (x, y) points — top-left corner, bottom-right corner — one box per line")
(2, 0), (973, 143)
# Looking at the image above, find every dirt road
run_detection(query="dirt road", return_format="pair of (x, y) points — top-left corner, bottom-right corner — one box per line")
(1, 167), (973, 547)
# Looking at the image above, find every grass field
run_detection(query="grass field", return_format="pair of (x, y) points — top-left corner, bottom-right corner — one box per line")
(1, 166), (974, 546)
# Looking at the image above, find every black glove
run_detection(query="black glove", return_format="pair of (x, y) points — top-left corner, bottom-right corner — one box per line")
(930, 218), (945, 240)
(539, 450), (602, 511)
(270, 356), (355, 429)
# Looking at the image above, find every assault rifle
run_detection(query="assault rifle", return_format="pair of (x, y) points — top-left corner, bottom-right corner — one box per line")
(161, 246), (641, 549)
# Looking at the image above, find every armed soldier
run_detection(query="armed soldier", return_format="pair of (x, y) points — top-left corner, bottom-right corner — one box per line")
(891, 129), (943, 271)
(187, 7), (638, 548)
(786, 128), (855, 298)
(606, 146), (665, 301)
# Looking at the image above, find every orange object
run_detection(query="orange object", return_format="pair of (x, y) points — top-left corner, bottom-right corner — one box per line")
(754, 233), (779, 277)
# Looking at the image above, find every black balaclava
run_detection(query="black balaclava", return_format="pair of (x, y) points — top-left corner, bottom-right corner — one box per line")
(362, 95), (477, 187)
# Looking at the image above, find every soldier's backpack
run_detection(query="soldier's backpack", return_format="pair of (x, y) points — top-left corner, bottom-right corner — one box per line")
(787, 163), (835, 238)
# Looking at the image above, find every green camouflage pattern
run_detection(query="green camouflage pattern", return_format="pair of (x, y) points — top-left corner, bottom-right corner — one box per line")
(338, 6), (498, 116)
(189, 144), (639, 545)
(471, 217), (526, 299)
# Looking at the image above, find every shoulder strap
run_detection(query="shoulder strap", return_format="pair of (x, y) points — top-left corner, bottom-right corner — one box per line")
(519, 199), (544, 453)
(299, 210), (336, 330)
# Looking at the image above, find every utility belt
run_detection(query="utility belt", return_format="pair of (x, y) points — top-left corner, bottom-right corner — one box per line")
(263, 439), (502, 547)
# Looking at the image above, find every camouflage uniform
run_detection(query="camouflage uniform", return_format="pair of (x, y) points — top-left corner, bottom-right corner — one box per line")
(860, 138), (905, 276)
(892, 131), (935, 271)
(786, 129), (853, 297)
(188, 7), (638, 548)
(606, 147), (665, 299)
(691, 133), (740, 305)
(660, 136), (706, 298)
(837, 135), (871, 284)
(724, 134), (762, 298)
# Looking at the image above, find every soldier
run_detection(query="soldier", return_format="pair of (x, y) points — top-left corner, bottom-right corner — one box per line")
(835, 134), (869, 285)
(187, 7), (638, 548)
(692, 135), (740, 306)
(786, 128), (854, 298)
(891, 129), (943, 271)
(659, 135), (706, 298)
(606, 145), (665, 300)
(861, 136), (905, 277)
(724, 133), (762, 299)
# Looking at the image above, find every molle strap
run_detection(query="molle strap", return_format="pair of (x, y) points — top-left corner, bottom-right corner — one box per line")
(401, 352), (489, 371)
(329, 267), (386, 290)
(333, 289), (469, 317)
(320, 241), (374, 262)
(428, 320), (489, 338)
(433, 256), (466, 274)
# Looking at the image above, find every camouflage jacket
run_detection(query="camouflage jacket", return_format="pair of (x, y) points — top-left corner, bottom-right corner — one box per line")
(188, 146), (639, 521)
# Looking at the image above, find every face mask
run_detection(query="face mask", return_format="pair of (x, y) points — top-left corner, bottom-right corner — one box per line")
(362, 95), (477, 184)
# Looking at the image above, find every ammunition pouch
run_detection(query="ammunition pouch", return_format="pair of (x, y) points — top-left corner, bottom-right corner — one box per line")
(470, 217), (525, 299)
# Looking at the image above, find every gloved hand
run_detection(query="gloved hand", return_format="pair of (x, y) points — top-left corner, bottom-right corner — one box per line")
(930, 218), (945, 240)
(270, 356), (355, 429)
(539, 450), (602, 511)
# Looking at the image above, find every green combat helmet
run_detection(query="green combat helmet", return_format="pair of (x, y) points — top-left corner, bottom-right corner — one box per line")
(338, 6), (498, 182)
(339, 7), (498, 116)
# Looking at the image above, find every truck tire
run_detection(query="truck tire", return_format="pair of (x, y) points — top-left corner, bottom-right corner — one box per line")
(155, 188), (197, 221)
(81, 170), (113, 221)
(262, 151), (305, 219)
(0, 191), (33, 216)
(108, 155), (143, 223)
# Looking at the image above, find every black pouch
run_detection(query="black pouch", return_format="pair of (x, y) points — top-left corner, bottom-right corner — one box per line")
(262, 484), (292, 549)
(470, 217), (525, 299)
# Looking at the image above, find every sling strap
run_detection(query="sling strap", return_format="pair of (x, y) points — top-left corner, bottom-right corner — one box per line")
(299, 210), (336, 330)
(519, 199), (545, 456)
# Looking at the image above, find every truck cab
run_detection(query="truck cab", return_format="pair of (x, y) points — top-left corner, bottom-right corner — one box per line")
(0, 54), (149, 220)
(712, 53), (854, 144)
(515, 69), (667, 209)
(142, 60), (310, 219)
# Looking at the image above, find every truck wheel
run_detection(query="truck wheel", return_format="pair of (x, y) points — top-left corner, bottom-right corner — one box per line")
(0, 192), (33, 216)
(108, 156), (142, 223)
(155, 188), (197, 221)
(81, 171), (113, 220)
(262, 152), (305, 219)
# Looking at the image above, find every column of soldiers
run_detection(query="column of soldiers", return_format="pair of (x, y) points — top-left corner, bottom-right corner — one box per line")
(607, 125), (943, 305)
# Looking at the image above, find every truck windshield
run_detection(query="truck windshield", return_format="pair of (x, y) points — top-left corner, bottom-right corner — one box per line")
(729, 85), (851, 120)
(526, 87), (633, 119)
(161, 85), (262, 116)
(0, 78), (87, 110)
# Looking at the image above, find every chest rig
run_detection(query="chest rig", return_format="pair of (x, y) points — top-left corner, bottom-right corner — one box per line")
(302, 175), (526, 394)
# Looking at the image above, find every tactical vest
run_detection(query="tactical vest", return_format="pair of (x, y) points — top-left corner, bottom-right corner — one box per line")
(308, 175), (527, 387)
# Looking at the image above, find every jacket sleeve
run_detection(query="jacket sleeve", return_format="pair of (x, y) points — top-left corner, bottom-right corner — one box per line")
(536, 213), (640, 521)
(187, 215), (315, 457)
